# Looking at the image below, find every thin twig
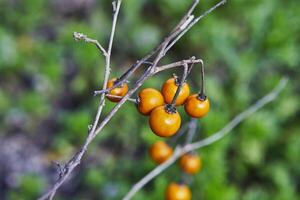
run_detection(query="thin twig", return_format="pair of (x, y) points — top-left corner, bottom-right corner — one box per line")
(199, 61), (205, 96)
(93, 60), (154, 96)
(92, 0), (222, 138)
(154, 58), (202, 74)
(165, 0), (227, 53)
(89, 0), (122, 136)
(73, 32), (107, 56)
(168, 122), (189, 146)
(170, 0), (199, 33)
(122, 78), (288, 200)
(93, 0), (205, 96)
(170, 63), (189, 107)
(38, 1), (123, 200)
(185, 78), (289, 151)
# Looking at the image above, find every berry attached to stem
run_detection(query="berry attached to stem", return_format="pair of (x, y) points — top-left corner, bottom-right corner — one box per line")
(161, 77), (190, 106)
(149, 105), (181, 137)
(184, 94), (210, 118)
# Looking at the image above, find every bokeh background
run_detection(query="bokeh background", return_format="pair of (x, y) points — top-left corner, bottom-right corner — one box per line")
(0, 0), (299, 199)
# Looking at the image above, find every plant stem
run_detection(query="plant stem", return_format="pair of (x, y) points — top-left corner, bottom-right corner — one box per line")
(199, 61), (205, 98)
(170, 63), (189, 107)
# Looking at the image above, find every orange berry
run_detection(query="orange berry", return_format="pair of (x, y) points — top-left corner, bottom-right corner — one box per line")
(165, 182), (192, 200)
(149, 141), (173, 164)
(161, 78), (190, 106)
(106, 78), (129, 102)
(179, 154), (201, 175)
(184, 94), (210, 118)
(149, 106), (181, 137)
(138, 88), (164, 115)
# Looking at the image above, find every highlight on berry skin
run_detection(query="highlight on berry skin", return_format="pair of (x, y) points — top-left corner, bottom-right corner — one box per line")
(149, 105), (181, 137)
(137, 88), (164, 115)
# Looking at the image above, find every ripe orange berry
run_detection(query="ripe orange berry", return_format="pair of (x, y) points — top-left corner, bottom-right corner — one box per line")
(184, 94), (210, 118)
(149, 105), (181, 137)
(137, 88), (164, 115)
(161, 77), (190, 106)
(106, 78), (129, 102)
(149, 141), (173, 164)
(179, 154), (201, 175)
(165, 182), (192, 200)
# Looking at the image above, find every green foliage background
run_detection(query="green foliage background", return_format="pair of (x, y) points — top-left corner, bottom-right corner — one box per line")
(0, 0), (299, 199)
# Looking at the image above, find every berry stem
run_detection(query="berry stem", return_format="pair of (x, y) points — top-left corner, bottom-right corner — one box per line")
(168, 123), (189, 145)
(184, 119), (198, 145)
(199, 61), (205, 97)
(116, 61), (153, 85)
(170, 63), (189, 107)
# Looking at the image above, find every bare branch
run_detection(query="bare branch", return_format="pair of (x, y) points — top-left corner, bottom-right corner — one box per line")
(165, 0), (227, 53)
(73, 32), (107, 56)
(122, 77), (288, 200)
(108, 0), (122, 58)
(170, 63), (189, 107)
(123, 146), (183, 200)
(89, 0), (122, 136)
(153, 58), (202, 74)
(93, 0), (207, 96)
(171, 0), (199, 33)
(185, 77), (289, 152)
(180, 15), (195, 30)
(38, 1), (123, 200)
(94, 58), (202, 96)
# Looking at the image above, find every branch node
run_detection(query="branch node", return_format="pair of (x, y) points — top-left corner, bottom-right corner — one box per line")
(73, 32), (107, 56)
(94, 89), (108, 96)
(73, 32), (86, 42)
(180, 15), (195, 30)
(51, 161), (65, 179)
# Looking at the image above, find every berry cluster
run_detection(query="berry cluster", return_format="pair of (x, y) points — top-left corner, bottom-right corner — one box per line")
(105, 65), (209, 200)
(106, 75), (210, 136)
